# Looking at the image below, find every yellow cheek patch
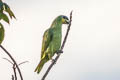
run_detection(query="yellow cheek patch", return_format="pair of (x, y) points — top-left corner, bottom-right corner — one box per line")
(62, 18), (65, 23)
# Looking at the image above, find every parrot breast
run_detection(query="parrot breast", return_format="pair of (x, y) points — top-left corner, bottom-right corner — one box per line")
(49, 27), (62, 56)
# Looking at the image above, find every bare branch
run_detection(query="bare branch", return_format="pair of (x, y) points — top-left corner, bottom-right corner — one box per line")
(41, 11), (73, 80)
(3, 58), (28, 80)
(2, 58), (17, 80)
(0, 45), (23, 80)
(13, 64), (17, 80)
(3, 58), (13, 65)
(12, 75), (14, 80)
(18, 61), (29, 66)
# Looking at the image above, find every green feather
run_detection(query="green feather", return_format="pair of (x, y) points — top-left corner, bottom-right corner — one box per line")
(35, 15), (69, 74)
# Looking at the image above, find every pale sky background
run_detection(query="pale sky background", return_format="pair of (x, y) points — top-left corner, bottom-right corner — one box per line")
(0, 0), (120, 80)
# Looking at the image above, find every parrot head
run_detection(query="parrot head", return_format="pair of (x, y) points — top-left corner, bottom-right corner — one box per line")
(55, 15), (69, 24)
(61, 15), (69, 24)
(51, 15), (70, 28)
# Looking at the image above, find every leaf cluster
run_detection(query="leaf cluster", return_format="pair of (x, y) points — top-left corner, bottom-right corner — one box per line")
(0, 1), (16, 44)
(0, 0), (16, 24)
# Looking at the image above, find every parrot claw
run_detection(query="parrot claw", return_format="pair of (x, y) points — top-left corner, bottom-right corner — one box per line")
(56, 50), (63, 54)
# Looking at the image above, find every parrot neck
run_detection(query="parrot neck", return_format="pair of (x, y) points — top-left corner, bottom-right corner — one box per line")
(51, 19), (62, 31)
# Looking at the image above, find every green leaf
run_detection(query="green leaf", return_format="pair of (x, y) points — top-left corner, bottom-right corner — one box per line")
(3, 3), (16, 19)
(0, 22), (4, 44)
(0, 12), (9, 24)
(0, 1), (3, 12)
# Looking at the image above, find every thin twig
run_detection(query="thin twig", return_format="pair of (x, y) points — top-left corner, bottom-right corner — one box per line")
(3, 58), (28, 80)
(41, 11), (73, 80)
(12, 75), (14, 80)
(3, 58), (28, 67)
(0, 45), (23, 80)
(13, 63), (17, 80)
(18, 61), (29, 66)
(3, 58), (13, 64)
(3, 58), (17, 80)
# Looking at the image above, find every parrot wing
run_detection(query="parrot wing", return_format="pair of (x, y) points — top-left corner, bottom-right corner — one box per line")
(41, 28), (53, 59)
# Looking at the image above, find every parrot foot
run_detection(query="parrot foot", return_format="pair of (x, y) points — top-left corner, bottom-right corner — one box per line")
(56, 50), (63, 54)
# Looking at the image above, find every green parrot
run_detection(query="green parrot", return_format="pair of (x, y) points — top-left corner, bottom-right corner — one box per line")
(0, 23), (4, 44)
(35, 15), (69, 74)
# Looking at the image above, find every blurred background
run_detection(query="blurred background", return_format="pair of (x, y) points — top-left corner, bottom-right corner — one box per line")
(0, 0), (120, 80)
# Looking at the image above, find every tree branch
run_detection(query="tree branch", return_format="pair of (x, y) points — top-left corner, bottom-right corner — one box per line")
(12, 75), (14, 80)
(3, 58), (13, 65)
(18, 61), (29, 66)
(41, 11), (73, 80)
(13, 63), (17, 80)
(3, 58), (17, 80)
(3, 57), (28, 80)
(0, 45), (23, 80)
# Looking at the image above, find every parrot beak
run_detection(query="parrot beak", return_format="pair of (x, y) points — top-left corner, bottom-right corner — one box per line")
(62, 16), (70, 24)
(64, 19), (70, 24)
(65, 19), (70, 24)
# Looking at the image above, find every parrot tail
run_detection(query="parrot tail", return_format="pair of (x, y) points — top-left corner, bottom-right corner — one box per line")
(34, 59), (47, 74)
